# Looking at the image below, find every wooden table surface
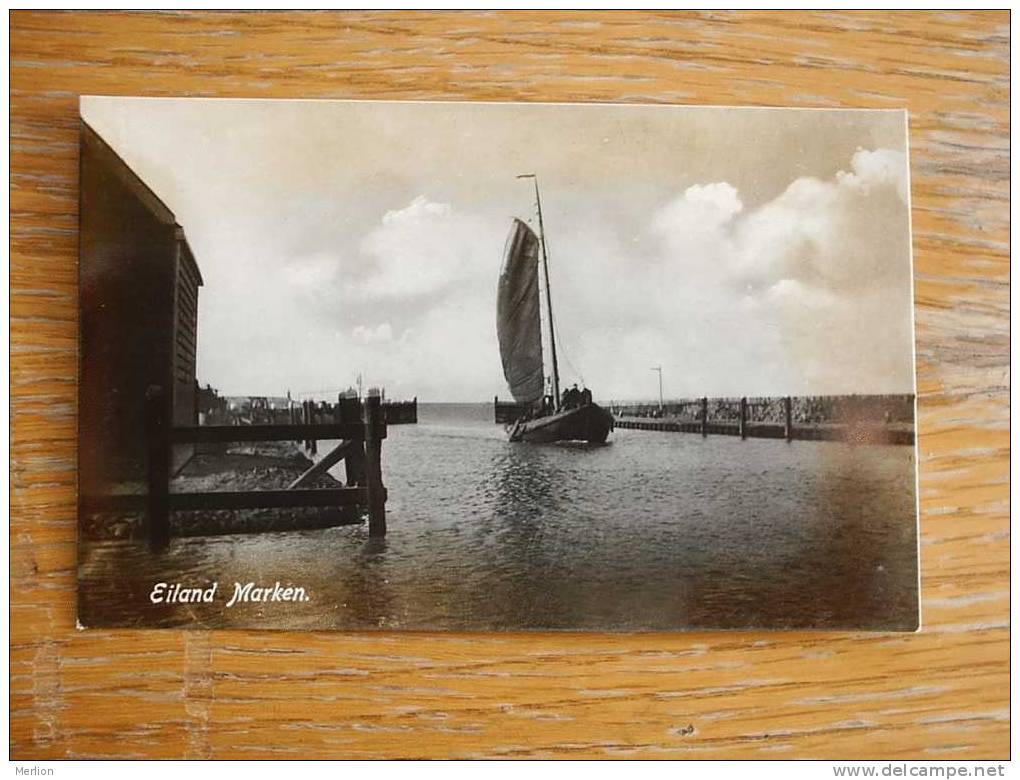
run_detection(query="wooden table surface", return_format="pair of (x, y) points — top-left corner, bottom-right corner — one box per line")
(10, 11), (1009, 759)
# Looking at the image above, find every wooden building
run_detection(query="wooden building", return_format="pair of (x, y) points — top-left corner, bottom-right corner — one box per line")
(79, 121), (203, 498)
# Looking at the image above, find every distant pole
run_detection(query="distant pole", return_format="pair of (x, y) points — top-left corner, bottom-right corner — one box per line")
(651, 366), (663, 411)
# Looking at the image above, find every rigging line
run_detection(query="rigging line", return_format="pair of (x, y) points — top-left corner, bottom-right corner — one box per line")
(527, 211), (586, 388)
(553, 322), (585, 387)
(524, 203), (586, 389)
(541, 274), (585, 388)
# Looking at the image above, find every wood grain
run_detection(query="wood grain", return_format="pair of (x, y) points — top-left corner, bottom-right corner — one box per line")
(10, 10), (1009, 759)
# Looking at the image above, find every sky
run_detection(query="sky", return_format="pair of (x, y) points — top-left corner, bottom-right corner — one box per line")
(81, 97), (914, 403)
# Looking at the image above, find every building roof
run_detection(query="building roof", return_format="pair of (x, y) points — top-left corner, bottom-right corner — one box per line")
(81, 120), (203, 286)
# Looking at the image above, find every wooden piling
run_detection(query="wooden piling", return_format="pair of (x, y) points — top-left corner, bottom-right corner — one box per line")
(337, 395), (365, 488)
(784, 395), (793, 441)
(301, 400), (317, 454)
(363, 395), (386, 536)
(740, 397), (748, 439)
(308, 401), (314, 450)
(145, 384), (170, 550)
(311, 403), (323, 454)
(701, 396), (708, 437)
(300, 401), (307, 447)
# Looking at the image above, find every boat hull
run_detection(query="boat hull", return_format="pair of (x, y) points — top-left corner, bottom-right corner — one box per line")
(507, 403), (614, 444)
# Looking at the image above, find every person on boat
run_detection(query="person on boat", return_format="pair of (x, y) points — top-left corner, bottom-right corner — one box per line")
(562, 384), (581, 409)
(541, 395), (554, 416)
(580, 386), (593, 406)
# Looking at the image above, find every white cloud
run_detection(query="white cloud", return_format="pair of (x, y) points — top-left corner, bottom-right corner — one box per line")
(81, 99), (912, 401)
(285, 251), (341, 292)
(352, 323), (394, 344)
(730, 148), (909, 296)
(214, 149), (912, 400)
(838, 147), (910, 201)
(649, 148), (909, 300)
(563, 148), (913, 398)
(652, 182), (743, 239)
(355, 195), (489, 300)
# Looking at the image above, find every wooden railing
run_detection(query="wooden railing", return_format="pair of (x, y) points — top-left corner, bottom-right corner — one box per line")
(140, 388), (387, 549)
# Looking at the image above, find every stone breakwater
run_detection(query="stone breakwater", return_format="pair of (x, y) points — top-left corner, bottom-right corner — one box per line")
(610, 394), (914, 445)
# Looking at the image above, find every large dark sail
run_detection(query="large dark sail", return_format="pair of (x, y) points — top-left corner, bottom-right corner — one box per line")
(496, 219), (545, 404)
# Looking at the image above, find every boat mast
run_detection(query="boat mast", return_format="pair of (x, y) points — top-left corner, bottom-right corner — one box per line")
(518, 173), (561, 410)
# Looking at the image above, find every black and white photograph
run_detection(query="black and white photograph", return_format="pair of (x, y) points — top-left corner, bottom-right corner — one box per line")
(77, 97), (919, 631)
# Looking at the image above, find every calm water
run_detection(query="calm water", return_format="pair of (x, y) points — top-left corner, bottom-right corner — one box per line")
(79, 403), (919, 631)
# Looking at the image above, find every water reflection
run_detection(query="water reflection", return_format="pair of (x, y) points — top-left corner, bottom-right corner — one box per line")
(491, 444), (560, 518)
(333, 536), (395, 627)
(79, 404), (919, 631)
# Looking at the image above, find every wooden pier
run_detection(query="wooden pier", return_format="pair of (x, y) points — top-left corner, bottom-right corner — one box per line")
(164, 390), (387, 547)
(237, 396), (417, 427)
(83, 388), (391, 549)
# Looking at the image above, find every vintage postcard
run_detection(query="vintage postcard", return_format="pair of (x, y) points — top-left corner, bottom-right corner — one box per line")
(78, 97), (918, 631)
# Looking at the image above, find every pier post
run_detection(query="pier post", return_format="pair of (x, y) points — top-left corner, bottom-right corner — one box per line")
(363, 395), (387, 537)
(301, 401), (309, 449)
(145, 385), (170, 550)
(740, 397), (748, 440)
(338, 394), (365, 488)
(308, 401), (317, 455)
(701, 396), (708, 437)
(784, 396), (793, 441)
(300, 401), (307, 453)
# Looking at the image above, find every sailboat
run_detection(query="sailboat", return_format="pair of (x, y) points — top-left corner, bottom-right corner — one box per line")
(496, 174), (614, 444)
